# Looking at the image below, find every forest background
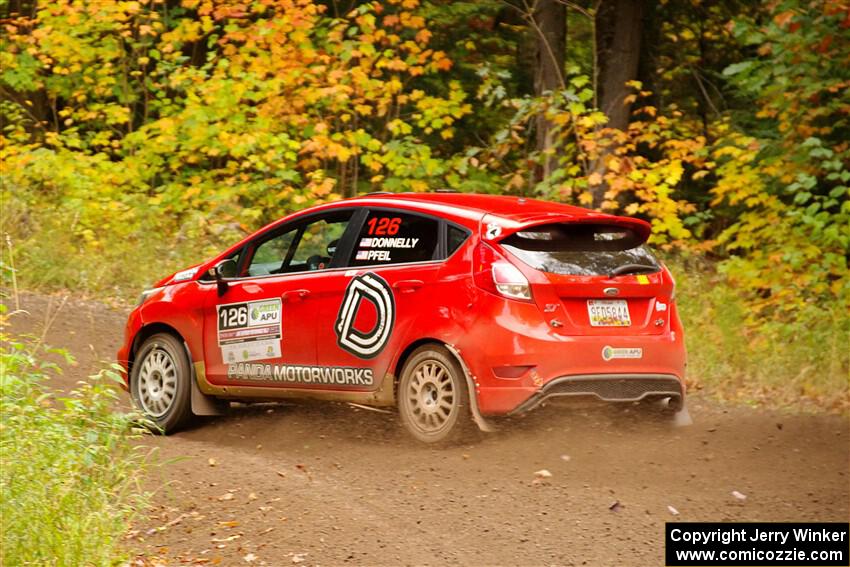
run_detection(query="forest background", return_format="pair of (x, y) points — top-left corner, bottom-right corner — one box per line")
(2, 0), (848, 410)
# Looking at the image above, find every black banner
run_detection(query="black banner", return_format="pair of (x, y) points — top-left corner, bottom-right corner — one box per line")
(666, 522), (849, 566)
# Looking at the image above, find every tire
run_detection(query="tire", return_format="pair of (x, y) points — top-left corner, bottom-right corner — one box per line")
(130, 333), (194, 434)
(398, 344), (474, 444)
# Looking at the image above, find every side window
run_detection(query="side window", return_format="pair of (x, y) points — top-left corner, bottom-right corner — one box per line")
(349, 210), (439, 266)
(245, 210), (353, 276)
(447, 225), (470, 256)
(248, 230), (297, 277)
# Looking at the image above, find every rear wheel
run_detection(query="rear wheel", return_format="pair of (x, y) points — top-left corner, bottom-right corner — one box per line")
(131, 333), (193, 433)
(398, 345), (473, 444)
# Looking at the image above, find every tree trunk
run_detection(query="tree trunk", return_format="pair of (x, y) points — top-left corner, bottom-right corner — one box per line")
(591, 0), (644, 207)
(596, 0), (643, 131)
(532, 0), (566, 181)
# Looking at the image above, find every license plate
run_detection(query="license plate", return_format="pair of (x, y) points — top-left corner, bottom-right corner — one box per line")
(587, 300), (631, 327)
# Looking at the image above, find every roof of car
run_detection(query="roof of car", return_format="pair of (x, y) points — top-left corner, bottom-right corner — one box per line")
(208, 191), (649, 271)
(341, 192), (610, 224)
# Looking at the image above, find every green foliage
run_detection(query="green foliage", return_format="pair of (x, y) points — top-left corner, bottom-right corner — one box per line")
(1, 0), (471, 297)
(0, 330), (149, 565)
(459, 75), (708, 245)
(672, 255), (850, 412)
(712, 0), (850, 319)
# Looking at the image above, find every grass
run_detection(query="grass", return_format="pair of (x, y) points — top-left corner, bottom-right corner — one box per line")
(1, 195), (226, 303)
(0, 328), (150, 566)
(672, 255), (850, 413)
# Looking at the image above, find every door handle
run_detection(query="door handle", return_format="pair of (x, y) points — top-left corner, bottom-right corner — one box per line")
(282, 289), (311, 302)
(392, 279), (424, 293)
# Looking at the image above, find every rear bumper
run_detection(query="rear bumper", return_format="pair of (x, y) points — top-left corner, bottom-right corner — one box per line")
(456, 291), (687, 415)
(508, 373), (683, 415)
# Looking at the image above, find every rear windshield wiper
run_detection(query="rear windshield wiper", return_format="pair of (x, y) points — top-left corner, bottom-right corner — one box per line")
(608, 263), (658, 278)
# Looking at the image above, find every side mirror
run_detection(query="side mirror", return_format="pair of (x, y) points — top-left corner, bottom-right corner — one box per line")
(209, 258), (237, 295)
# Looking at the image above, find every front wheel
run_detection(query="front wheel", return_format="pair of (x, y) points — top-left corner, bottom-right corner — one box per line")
(398, 345), (473, 444)
(130, 333), (193, 433)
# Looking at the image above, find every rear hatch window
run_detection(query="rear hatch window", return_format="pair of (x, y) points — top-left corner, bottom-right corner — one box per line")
(500, 223), (660, 277)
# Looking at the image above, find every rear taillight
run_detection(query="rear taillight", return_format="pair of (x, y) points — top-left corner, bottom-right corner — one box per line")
(493, 261), (532, 300)
(473, 243), (532, 301)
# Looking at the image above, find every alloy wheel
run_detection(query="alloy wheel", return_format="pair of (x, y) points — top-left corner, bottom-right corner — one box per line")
(406, 359), (456, 432)
(137, 348), (178, 417)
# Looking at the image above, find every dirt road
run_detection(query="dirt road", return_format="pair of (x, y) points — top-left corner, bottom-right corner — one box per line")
(6, 292), (849, 566)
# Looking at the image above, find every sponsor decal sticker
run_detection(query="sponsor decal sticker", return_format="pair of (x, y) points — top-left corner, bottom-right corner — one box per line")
(335, 272), (395, 359)
(173, 267), (198, 282)
(636, 274), (650, 285)
(222, 338), (280, 363)
(655, 301), (668, 312)
(217, 298), (282, 362)
(228, 363), (374, 387)
(601, 346), (643, 361)
(356, 237), (419, 263)
(356, 249), (391, 262)
(359, 237), (419, 249)
(485, 222), (502, 240)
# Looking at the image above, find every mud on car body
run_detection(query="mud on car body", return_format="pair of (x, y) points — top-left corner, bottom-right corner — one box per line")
(118, 193), (687, 443)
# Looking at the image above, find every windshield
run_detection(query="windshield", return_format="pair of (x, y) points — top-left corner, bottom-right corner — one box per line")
(500, 223), (660, 276)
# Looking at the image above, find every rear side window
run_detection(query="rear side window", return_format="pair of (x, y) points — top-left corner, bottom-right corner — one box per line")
(447, 225), (469, 256)
(500, 224), (660, 276)
(349, 211), (439, 266)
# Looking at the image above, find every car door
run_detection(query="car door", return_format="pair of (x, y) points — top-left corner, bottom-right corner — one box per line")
(201, 209), (357, 386)
(309, 208), (445, 393)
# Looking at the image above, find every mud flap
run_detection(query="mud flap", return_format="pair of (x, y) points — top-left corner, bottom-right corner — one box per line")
(444, 344), (495, 433)
(191, 376), (229, 416)
(184, 342), (228, 416)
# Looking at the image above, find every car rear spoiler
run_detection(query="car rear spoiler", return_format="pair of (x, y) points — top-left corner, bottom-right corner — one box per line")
(479, 212), (652, 244)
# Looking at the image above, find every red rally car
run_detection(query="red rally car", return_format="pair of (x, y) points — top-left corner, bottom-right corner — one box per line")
(118, 193), (687, 443)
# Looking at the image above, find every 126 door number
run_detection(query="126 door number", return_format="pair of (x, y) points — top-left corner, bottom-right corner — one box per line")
(219, 304), (248, 330)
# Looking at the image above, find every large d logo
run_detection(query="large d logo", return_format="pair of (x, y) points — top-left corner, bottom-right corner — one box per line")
(335, 273), (395, 359)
